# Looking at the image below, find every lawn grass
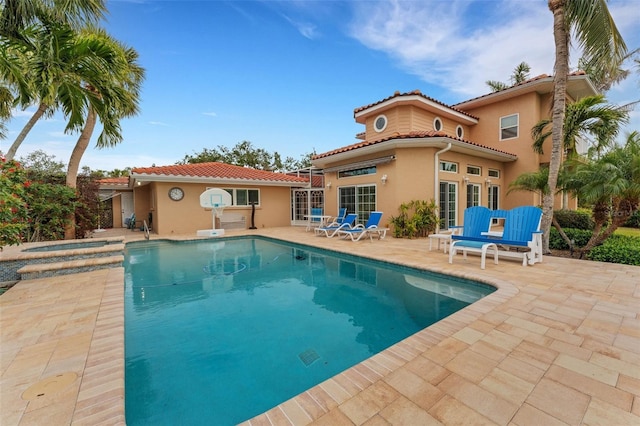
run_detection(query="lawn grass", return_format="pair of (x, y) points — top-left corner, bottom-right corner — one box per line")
(615, 227), (640, 237)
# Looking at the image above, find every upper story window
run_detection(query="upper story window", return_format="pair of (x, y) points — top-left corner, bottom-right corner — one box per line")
(467, 165), (481, 176)
(439, 161), (458, 173)
(433, 117), (443, 132)
(488, 169), (500, 178)
(222, 188), (260, 206)
(500, 114), (519, 140)
(456, 125), (464, 138)
(338, 166), (376, 178)
(374, 115), (387, 132)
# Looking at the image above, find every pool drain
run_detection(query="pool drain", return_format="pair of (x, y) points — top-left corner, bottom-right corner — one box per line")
(298, 349), (320, 366)
(21, 372), (78, 401)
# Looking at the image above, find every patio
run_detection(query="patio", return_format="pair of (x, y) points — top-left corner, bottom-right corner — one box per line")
(1, 227), (639, 425)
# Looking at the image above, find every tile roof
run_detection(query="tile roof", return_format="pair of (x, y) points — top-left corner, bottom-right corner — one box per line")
(313, 131), (517, 160)
(354, 89), (479, 120)
(131, 162), (309, 183)
(453, 71), (587, 107)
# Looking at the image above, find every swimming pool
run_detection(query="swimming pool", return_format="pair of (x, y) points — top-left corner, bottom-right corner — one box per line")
(124, 237), (495, 425)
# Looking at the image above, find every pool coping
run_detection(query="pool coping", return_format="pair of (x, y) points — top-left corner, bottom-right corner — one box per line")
(1, 227), (639, 425)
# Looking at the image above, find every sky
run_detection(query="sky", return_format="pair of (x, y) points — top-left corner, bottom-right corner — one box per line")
(3, 0), (640, 172)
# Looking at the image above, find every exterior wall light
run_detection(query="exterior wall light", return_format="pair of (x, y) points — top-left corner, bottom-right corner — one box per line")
(381, 174), (388, 184)
(326, 182), (332, 189)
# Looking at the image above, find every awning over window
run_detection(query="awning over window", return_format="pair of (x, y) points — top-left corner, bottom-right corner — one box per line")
(322, 155), (395, 173)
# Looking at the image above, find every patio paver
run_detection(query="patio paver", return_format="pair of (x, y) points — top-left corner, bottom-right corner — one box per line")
(1, 227), (639, 425)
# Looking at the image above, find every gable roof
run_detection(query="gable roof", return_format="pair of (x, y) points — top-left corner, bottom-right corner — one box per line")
(130, 162), (310, 188)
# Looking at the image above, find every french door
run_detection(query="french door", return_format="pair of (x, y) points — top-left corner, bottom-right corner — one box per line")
(439, 182), (457, 230)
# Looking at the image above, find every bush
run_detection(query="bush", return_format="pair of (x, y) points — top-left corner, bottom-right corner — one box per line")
(549, 228), (593, 250)
(623, 210), (640, 228)
(554, 209), (594, 230)
(587, 235), (640, 266)
(390, 199), (439, 238)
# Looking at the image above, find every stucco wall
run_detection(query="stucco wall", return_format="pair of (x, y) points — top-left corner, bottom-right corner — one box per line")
(133, 182), (296, 236)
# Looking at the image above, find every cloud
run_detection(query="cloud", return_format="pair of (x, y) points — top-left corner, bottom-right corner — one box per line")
(202, 112), (217, 117)
(281, 14), (319, 40)
(148, 121), (169, 126)
(349, 0), (554, 98)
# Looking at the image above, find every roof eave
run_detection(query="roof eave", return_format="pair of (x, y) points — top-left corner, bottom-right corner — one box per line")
(455, 74), (598, 110)
(130, 173), (309, 187)
(355, 95), (478, 125)
(311, 137), (516, 168)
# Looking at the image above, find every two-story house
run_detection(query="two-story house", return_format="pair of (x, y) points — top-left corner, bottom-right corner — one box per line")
(311, 72), (596, 229)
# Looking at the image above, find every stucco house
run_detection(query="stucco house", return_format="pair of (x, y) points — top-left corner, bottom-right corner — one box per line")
(99, 162), (320, 235)
(311, 72), (597, 229)
(99, 72), (596, 235)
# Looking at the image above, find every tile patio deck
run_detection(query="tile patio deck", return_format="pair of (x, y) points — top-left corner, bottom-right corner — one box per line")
(1, 227), (639, 425)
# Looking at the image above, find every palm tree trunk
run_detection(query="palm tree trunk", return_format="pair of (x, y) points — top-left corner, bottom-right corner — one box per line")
(5, 103), (48, 160)
(64, 108), (97, 239)
(579, 201), (635, 256)
(543, 0), (569, 254)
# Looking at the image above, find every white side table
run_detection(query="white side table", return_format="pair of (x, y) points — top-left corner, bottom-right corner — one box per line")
(428, 233), (453, 253)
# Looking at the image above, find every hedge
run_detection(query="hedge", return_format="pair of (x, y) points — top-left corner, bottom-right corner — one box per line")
(549, 228), (593, 250)
(587, 235), (640, 266)
(553, 209), (594, 230)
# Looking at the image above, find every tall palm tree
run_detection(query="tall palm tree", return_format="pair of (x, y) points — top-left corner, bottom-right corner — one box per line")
(63, 28), (144, 238)
(543, 0), (627, 253)
(4, 21), (125, 160)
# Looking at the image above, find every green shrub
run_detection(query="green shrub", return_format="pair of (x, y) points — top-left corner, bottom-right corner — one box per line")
(554, 209), (594, 230)
(549, 228), (593, 250)
(390, 199), (439, 238)
(623, 210), (640, 228)
(587, 235), (640, 266)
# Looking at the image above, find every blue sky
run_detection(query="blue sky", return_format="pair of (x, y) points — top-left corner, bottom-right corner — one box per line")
(3, 0), (640, 171)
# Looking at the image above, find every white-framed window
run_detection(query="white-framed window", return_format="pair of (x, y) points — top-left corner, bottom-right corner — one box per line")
(338, 166), (376, 178)
(500, 114), (519, 140)
(374, 114), (387, 132)
(439, 161), (458, 173)
(456, 125), (464, 138)
(467, 165), (481, 176)
(433, 117), (443, 132)
(223, 188), (260, 206)
(488, 169), (500, 178)
(466, 184), (481, 208)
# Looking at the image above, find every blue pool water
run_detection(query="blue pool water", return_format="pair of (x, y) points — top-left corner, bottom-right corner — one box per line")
(124, 237), (494, 425)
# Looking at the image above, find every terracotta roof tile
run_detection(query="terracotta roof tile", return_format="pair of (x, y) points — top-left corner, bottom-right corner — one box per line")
(453, 71), (587, 107)
(131, 162), (309, 183)
(354, 89), (479, 120)
(313, 131), (517, 159)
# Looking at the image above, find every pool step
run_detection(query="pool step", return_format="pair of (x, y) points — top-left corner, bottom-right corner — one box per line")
(17, 255), (124, 280)
(1, 239), (125, 282)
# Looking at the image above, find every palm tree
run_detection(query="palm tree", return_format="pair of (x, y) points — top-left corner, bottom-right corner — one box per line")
(532, 94), (629, 158)
(486, 62), (531, 93)
(564, 131), (640, 255)
(0, 0), (105, 38)
(63, 28), (144, 238)
(508, 166), (576, 251)
(543, 0), (627, 253)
